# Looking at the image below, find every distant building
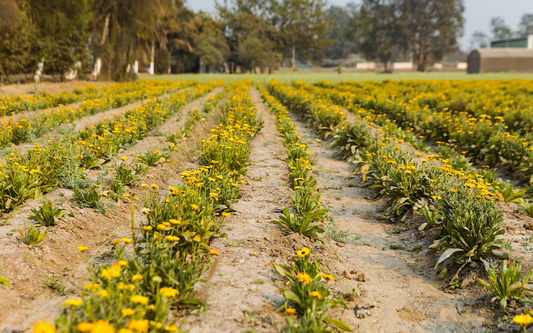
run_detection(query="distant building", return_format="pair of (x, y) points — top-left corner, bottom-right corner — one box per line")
(491, 35), (533, 49)
(467, 48), (533, 73)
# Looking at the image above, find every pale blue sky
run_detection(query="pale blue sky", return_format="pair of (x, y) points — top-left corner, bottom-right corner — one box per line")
(184, 0), (533, 50)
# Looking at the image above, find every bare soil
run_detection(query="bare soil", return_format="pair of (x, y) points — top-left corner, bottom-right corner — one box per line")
(0, 81), (111, 98)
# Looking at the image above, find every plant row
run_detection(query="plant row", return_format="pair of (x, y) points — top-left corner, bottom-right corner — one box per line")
(0, 81), (223, 217)
(0, 80), (196, 116)
(258, 83), (352, 332)
(0, 80), (197, 148)
(32, 79), (263, 333)
(299, 80), (533, 184)
(269, 79), (508, 271)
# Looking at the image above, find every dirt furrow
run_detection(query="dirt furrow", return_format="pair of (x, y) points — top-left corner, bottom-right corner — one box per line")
(181, 88), (289, 332)
(287, 112), (492, 333)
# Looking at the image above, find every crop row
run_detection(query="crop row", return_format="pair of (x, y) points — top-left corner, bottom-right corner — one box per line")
(31, 79), (263, 332)
(269, 79), (509, 271)
(258, 83), (352, 333)
(0, 80), (197, 148)
(0, 80), (223, 217)
(298, 80), (533, 184)
(0, 80), (196, 116)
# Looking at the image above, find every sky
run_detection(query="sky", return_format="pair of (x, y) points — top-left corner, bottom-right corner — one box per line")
(184, 0), (533, 51)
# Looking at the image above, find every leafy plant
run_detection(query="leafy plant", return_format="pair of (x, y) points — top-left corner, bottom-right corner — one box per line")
(520, 201), (533, 217)
(72, 186), (105, 212)
(476, 260), (533, 311)
(272, 208), (327, 240)
(494, 181), (526, 204)
(29, 201), (73, 227)
(138, 150), (166, 167)
(17, 222), (47, 245)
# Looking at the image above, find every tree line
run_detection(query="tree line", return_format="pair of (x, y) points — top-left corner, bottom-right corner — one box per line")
(470, 14), (533, 50)
(0, 0), (468, 82)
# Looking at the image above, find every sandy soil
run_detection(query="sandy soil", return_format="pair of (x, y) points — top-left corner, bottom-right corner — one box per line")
(0, 81), (111, 98)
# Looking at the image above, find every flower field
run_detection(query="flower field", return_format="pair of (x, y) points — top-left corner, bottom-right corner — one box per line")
(1, 77), (533, 332)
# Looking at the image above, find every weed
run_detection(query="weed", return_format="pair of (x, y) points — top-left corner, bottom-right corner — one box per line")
(389, 244), (404, 250)
(43, 276), (69, 295)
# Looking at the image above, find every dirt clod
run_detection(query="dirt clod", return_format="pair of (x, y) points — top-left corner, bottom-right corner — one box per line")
(358, 273), (367, 282)
(343, 270), (353, 280)
(524, 222), (533, 231)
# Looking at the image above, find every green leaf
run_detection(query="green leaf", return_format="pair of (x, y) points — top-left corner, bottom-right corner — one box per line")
(177, 297), (205, 307)
(435, 248), (464, 268)
(324, 318), (353, 332)
(283, 290), (303, 306)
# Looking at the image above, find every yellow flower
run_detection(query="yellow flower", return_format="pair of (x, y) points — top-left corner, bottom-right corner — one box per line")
(113, 239), (120, 244)
(286, 308), (296, 315)
(193, 234), (201, 242)
(191, 204), (199, 210)
(119, 330), (133, 333)
(169, 219), (180, 225)
(121, 308), (136, 316)
(132, 274), (143, 282)
(160, 287), (179, 297)
(101, 268), (120, 280)
(296, 272), (313, 284)
(65, 299), (82, 306)
(151, 184), (159, 189)
(222, 212), (230, 217)
(143, 226), (153, 231)
(122, 237), (132, 244)
(83, 283), (100, 291)
(76, 323), (93, 332)
(209, 249), (219, 255)
(97, 290), (108, 297)
(91, 320), (115, 333)
(141, 184), (148, 188)
(77, 245), (89, 252)
(321, 273), (335, 281)
(310, 291), (322, 299)
(121, 157), (128, 161)
(297, 248), (310, 257)
(131, 295), (149, 305)
(128, 320), (149, 332)
(514, 313), (533, 326)
(166, 235), (180, 242)
(210, 192), (218, 199)
(164, 326), (179, 332)
(33, 321), (56, 333)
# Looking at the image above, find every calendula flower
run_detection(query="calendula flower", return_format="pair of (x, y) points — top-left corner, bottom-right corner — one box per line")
(83, 283), (100, 291)
(164, 326), (179, 332)
(151, 184), (159, 189)
(121, 157), (128, 161)
(191, 204), (199, 210)
(101, 268), (120, 280)
(76, 323), (93, 332)
(513, 313), (532, 331)
(296, 272), (313, 284)
(122, 237), (132, 244)
(193, 234), (201, 242)
(121, 308), (136, 316)
(33, 321), (55, 333)
(286, 308), (296, 315)
(169, 219), (180, 225)
(119, 329), (133, 333)
(132, 274), (143, 282)
(310, 291), (322, 299)
(65, 299), (82, 306)
(166, 235), (180, 242)
(160, 287), (179, 297)
(90, 320), (115, 333)
(131, 295), (149, 305)
(97, 290), (108, 297)
(128, 319), (149, 332)
(222, 212), (230, 217)
(141, 184), (148, 188)
(113, 239), (120, 244)
(322, 273), (335, 281)
(297, 248), (310, 257)
(143, 226), (152, 231)
(77, 245), (89, 252)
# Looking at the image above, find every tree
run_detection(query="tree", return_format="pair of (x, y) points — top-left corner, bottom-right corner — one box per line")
(237, 34), (276, 72)
(271, 0), (334, 70)
(347, 0), (399, 71)
(490, 17), (513, 40)
(323, 3), (359, 61)
(397, 0), (464, 71)
(469, 30), (489, 50)
(519, 13), (533, 35)
(194, 25), (230, 72)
